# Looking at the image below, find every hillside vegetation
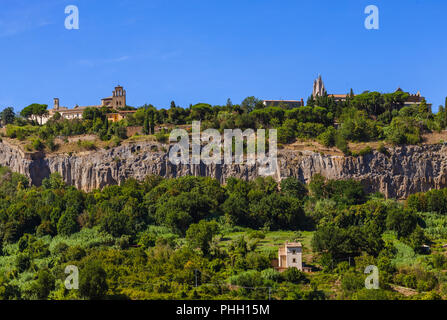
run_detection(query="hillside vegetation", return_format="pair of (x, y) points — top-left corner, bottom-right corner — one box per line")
(0, 166), (446, 300)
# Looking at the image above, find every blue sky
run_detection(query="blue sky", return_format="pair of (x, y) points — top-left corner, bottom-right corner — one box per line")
(0, 0), (446, 112)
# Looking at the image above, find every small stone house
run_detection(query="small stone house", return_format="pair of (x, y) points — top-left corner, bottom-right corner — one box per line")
(278, 241), (303, 271)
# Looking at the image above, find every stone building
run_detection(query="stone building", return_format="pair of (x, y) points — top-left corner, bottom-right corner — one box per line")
(277, 241), (303, 271)
(100, 85), (126, 109)
(396, 87), (432, 111)
(42, 85), (133, 124)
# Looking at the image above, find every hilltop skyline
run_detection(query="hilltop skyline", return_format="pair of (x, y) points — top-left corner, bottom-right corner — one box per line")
(0, 0), (446, 112)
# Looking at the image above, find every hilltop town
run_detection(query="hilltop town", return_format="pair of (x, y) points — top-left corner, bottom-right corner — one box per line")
(0, 76), (444, 159)
(0, 77), (447, 301)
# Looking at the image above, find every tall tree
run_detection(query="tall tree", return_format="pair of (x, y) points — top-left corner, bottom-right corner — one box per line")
(241, 96), (262, 113)
(226, 98), (233, 109)
(186, 220), (219, 255)
(79, 261), (108, 300)
(20, 104), (48, 125)
(0, 107), (15, 125)
(445, 97), (447, 127)
(418, 99), (429, 116)
(143, 113), (150, 135)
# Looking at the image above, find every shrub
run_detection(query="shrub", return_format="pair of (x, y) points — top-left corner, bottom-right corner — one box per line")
(137, 226), (178, 248)
(155, 133), (168, 144)
(109, 136), (121, 148)
(46, 138), (58, 152)
(115, 235), (131, 249)
(78, 140), (97, 151)
(248, 230), (266, 240)
(32, 138), (45, 151)
(79, 261), (108, 300)
(261, 268), (282, 283)
(341, 272), (364, 293)
(31, 269), (55, 299)
(335, 134), (350, 155)
(229, 270), (263, 287)
(63, 246), (86, 262)
(186, 220), (219, 255)
(57, 212), (80, 236)
(318, 126), (336, 147)
(15, 254), (31, 272)
(52, 242), (69, 256)
(377, 142), (389, 156)
(100, 211), (131, 238)
(282, 267), (308, 284)
(357, 146), (373, 157)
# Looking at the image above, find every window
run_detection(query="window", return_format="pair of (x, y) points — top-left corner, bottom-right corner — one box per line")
(292, 250), (296, 254)
(293, 259), (296, 263)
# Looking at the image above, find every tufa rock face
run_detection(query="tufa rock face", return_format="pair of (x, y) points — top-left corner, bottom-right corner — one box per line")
(0, 140), (446, 199)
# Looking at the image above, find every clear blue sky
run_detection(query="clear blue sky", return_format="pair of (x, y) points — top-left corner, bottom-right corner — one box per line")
(0, 0), (446, 112)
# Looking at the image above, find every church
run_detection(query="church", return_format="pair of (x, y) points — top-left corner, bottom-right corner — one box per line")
(312, 75), (430, 109)
(41, 85), (135, 124)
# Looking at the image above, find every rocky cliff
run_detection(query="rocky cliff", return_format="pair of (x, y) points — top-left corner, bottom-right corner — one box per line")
(0, 140), (446, 199)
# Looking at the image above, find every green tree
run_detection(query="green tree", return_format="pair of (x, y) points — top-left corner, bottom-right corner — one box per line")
(79, 261), (108, 300)
(445, 97), (447, 127)
(15, 253), (31, 272)
(241, 96), (262, 113)
(42, 173), (66, 190)
(186, 220), (219, 255)
(309, 174), (326, 199)
(0, 276), (19, 300)
(143, 113), (150, 134)
(31, 269), (55, 299)
(57, 210), (79, 236)
(318, 126), (337, 147)
(0, 107), (15, 125)
(20, 104), (48, 125)
(280, 177), (308, 200)
(282, 267), (308, 284)
(418, 99), (429, 116)
(312, 225), (362, 259)
(100, 211), (131, 237)
(385, 208), (417, 238)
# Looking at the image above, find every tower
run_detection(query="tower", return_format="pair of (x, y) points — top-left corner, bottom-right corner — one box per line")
(312, 75), (326, 97)
(112, 85), (126, 109)
(54, 98), (60, 110)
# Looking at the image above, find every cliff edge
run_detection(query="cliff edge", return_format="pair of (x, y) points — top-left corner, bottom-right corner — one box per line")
(0, 140), (446, 199)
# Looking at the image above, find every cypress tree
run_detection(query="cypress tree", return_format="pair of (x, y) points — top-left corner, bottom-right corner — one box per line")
(418, 99), (429, 116)
(143, 114), (150, 135)
(150, 114), (155, 135)
(104, 116), (109, 132)
(444, 97), (447, 128)
(439, 106), (446, 129)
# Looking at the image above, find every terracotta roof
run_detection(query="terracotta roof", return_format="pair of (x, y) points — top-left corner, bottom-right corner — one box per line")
(286, 242), (302, 247)
(329, 94), (349, 98)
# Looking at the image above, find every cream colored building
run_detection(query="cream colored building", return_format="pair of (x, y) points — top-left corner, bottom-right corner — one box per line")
(278, 241), (303, 271)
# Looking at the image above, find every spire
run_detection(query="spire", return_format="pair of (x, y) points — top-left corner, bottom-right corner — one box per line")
(313, 75), (325, 97)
